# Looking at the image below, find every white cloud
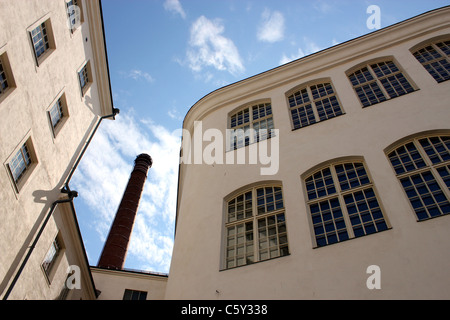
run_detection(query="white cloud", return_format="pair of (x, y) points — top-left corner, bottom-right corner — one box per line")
(123, 69), (155, 83)
(257, 9), (285, 43)
(163, 0), (186, 19)
(72, 112), (181, 273)
(186, 16), (244, 75)
(280, 38), (324, 65)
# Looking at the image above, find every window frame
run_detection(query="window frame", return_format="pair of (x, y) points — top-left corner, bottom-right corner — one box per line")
(123, 289), (148, 300)
(412, 38), (450, 83)
(4, 134), (39, 194)
(286, 80), (345, 131)
(222, 184), (289, 270)
(302, 159), (390, 248)
(386, 134), (450, 221)
(66, 0), (84, 33)
(47, 91), (69, 138)
(77, 61), (93, 96)
(41, 234), (64, 284)
(227, 101), (275, 151)
(347, 58), (417, 108)
(0, 50), (16, 103)
(27, 16), (56, 67)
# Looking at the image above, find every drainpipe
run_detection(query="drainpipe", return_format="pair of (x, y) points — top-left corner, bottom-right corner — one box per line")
(2, 191), (78, 300)
(2, 108), (119, 300)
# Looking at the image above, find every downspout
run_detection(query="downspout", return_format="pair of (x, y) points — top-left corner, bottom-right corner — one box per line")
(2, 109), (119, 300)
(2, 191), (78, 300)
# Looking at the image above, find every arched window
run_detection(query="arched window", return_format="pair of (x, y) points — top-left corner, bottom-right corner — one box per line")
(224, 184), (289, 269)
(287, 81), (344, 130)
(412, 39), (450, 83)
(304, 161), (389, 248)
(228, 101), (274, 150)
(387, 135), (450, 221)
(347, 59), (415, 107)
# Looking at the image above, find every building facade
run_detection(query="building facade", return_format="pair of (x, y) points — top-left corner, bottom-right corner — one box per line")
(0, 0), (116, 299)
(166, 6), (450, 299)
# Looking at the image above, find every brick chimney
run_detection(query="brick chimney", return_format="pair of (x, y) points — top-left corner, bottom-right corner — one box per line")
(97, 153), (152, 270)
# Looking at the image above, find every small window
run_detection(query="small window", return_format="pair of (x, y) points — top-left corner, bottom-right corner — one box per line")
(0, 55), (9, 95)
(413, 39), (450, 83)
(224, 185), (289, 269)
(123, 289), (148, 300)
(28, 18), (55, 66)
(47, 93), (69, 138)
(0, 51), (16, 102)
(348, 60), (415, 107)
(78, 61), (92, 96)
(66, 0), (84, 32)
(287, 81), (344, 130)
(41, 235), (64, 284)
(42, 238), (61, 278)
(6, 136), (38, 193)
(304, 161), (389, 248)
(387, 135), (450, 221)
(228, 102), (275, 150)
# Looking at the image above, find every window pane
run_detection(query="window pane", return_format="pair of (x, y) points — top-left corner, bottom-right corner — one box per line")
(400, 171), (450, 220)
(388, 142), (426, 174)
(309, 197), (348, 247)
(419, 136), (450, 165)
(305, 168), (336, 200)
(335, 162), (370, 191)
(343, 188), (388, 237)
(0, 58), (8, 94)
(414, 42), (450, 83)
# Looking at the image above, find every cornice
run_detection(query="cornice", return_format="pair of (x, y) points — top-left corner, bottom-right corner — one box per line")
(84, 0), (114, 117)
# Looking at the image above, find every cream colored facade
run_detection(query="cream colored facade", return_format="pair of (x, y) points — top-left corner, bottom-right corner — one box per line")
(91, 267), (167, 300)
(0, 0), (116, 299)
(167, 7), (450, 299)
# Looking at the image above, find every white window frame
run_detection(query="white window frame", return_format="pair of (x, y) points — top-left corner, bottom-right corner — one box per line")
(347, 58), (417, 108)
(228, 101), (275, 151)
(386, 134), (450, 221)
(286, 80), (344, 131)
(412, 38), (450, 83)
(303, 159), (390, 248)
(223, 184), (289, 270)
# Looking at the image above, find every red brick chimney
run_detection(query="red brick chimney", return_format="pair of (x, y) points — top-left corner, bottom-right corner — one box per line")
(97, 153), (152, 270)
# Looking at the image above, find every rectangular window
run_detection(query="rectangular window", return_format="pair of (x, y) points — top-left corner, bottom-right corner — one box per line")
(47, 93), (69, 138)
(123, 289), (148, 300)
(6, 136), (38, 193)
(0, 57), (9, 95)
(66, 0), (84, 32)
(42, 238), (61, 278)
(28, 18), (55, 65)
(9, 144), (32, 184)
(0, 51), (16, 101)
(78, 61), (92, 96)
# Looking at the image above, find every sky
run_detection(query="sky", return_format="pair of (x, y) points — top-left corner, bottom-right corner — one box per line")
(71, 0), (450, 274)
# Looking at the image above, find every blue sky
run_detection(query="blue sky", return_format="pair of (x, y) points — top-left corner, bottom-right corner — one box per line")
(71, 0), (450, 274)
